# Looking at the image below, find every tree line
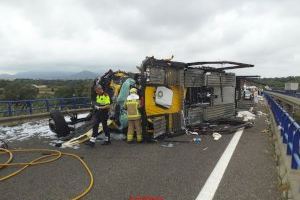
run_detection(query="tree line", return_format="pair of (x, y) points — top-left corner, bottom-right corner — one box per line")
(258, 76), (300, 90)
(0, 79), (93, 100)
(0, 76), (299, 100)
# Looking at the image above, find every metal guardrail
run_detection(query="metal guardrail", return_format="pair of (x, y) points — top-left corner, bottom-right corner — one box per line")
(0, 97), (90, 117)
(268, 90), (300, 99)
(265, 91), (300, 109)
(265, 93), (300, 169)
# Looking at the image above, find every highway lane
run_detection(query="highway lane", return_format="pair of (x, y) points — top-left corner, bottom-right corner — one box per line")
(0, 111), (280, 200)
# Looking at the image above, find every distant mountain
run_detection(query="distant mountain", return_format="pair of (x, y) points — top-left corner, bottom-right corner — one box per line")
(0, 70), (101, 80)
(14, 71), (73, 79)
(0, 73), (15, 79)
(70, 70), (98, 80)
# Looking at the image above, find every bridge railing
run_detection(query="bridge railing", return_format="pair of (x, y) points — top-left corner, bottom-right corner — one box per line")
(265, 93), (300, 169)
(0, 97), (91, 117)
(269, 90), (300, 99)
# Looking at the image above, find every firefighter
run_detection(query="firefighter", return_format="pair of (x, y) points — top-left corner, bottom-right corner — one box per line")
(86, 84), (111, 147)
(125, 88), (142, 143)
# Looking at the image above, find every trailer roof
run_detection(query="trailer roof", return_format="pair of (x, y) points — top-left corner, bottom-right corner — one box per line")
(186, 61), (254, 70)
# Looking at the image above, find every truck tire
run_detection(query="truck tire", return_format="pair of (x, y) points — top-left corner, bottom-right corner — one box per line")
(49, 110), (70, 138)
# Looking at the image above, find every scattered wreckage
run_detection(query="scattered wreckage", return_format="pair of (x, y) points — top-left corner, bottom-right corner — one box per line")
(49, 56), (254, 145)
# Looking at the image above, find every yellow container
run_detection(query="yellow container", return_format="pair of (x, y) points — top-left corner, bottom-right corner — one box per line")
(144, 86), (183, 116)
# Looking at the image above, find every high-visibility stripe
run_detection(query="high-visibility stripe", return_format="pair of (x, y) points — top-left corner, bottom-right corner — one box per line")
(96, 95), (110, 105)
(127, 134), (134, 142)
(137, 135), (143, 142)
(128, 114), (140, 118)
(126, 101), (138, 104)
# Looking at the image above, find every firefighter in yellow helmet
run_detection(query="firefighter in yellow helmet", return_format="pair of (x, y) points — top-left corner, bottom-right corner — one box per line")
(124, 87), (142, 143)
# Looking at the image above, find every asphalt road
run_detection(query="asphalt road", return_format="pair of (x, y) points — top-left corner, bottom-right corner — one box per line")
(0, 107), (280, 200)
(214, 111), (280, 200)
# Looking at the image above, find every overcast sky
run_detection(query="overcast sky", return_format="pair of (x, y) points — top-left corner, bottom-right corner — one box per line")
(0, 0), (299, 77)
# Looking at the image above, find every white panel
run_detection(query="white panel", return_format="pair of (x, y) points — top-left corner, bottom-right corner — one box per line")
(155, 86), (173, 108)
(213, 86), (235, 105)
(222, 87), (235, 104)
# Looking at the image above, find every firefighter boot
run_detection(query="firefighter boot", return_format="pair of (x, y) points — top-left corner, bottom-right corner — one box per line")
(127, 134), (134, 144)
(137, 134), (143, 143)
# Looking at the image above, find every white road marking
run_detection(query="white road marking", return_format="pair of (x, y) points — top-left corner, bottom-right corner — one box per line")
(195, 128), (244, 200)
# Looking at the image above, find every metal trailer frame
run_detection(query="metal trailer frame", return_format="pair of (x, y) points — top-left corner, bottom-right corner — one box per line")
(138, 57), (254, 139)
(48, 57), (254, 141)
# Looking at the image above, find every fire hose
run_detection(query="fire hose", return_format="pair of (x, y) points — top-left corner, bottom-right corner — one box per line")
(0, 147), (94, 200)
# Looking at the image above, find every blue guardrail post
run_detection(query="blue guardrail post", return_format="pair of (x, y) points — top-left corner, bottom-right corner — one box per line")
(8, 102), (13, 116)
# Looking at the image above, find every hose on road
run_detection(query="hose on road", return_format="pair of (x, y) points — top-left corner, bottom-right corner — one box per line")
(0, 148), (94, 200)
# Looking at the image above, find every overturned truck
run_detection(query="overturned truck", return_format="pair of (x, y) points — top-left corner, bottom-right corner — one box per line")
(50, 57), (254, 142)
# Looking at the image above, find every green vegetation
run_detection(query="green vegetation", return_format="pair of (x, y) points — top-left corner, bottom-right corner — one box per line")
(258, 76), (300, 89)
(0, 76), (298, 100)
(3, 82), (38, 100)
(0, 79), (92, 100)
(54, 81), (91, 98)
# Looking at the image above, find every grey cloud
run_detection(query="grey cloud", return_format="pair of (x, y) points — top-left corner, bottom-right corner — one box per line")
(0, 0), (299, 77)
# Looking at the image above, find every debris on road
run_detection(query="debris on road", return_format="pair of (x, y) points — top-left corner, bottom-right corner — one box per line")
(193, 137), (201, 144)
(186, 118), (251, 136)
(261, 129), (269, 134)
(257, 111), (267, 116)
(257, 95), (264, 101)
(161, 143), (175, 148)
(249, 107), (254, 112)
(237, 111), (256, 121)
(186, 130), (199, 135)
(265, 119), (271, 126)
(212, 132), (222, 140)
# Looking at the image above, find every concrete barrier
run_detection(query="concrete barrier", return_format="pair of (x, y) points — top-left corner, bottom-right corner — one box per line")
(266, 99), (300, 199)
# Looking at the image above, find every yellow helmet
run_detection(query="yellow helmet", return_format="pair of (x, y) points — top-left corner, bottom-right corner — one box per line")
(130, 88), (137, 94)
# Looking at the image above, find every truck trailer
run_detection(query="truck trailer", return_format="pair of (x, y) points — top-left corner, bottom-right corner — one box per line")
(49, 57), (254, 143)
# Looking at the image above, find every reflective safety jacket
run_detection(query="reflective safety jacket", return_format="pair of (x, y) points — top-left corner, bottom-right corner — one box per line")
(95, 94), (111, 118)
(96, 94), (110, 106)
(125, 94), (141, 120)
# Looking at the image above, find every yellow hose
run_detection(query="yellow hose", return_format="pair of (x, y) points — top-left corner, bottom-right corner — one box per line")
(0, 148), (13, 170)
(0, 148), (94, 200)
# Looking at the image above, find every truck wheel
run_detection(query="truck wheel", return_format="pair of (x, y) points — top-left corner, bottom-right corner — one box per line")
(49, 110), (70, 138)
